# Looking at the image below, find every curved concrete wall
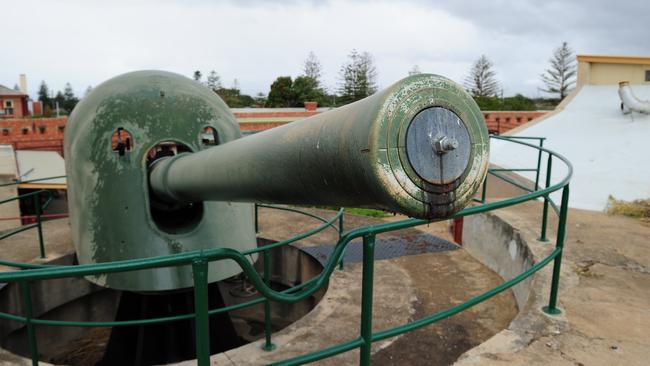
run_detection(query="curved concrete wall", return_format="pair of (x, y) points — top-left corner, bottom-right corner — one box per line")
(462, 213), (535, 308)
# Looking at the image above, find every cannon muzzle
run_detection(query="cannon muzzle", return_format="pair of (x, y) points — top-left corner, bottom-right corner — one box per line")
(150, 74), (488, 219)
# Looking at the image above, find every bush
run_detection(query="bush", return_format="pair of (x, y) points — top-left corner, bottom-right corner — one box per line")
(606, 195), (650, 218)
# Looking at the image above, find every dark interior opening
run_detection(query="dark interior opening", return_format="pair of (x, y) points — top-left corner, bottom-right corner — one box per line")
(146, 141), (203, 234)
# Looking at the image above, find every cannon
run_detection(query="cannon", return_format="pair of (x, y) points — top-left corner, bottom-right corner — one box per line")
(65, 70), (488, 292)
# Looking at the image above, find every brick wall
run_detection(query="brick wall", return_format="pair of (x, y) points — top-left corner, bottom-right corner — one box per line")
(482, 111), (547, 134)
(0, 117), (67, 154)
(0, 110), (548, 155)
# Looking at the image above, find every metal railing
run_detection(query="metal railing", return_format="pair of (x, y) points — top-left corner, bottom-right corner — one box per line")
(0, 136), (572, 365)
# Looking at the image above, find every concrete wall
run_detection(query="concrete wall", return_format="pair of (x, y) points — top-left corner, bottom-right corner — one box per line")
(590, 63), (650, 85)
(462, 212), (535, 308)
(577, 55), (650, 87)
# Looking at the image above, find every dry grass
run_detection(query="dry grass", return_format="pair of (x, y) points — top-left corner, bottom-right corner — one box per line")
(606, 195), (650, 219)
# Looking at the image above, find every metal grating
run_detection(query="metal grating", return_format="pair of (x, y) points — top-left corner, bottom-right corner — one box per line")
(301, 233), (458, 266)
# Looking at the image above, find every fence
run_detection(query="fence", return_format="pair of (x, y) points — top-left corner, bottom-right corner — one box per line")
(0, 136), (571, 365)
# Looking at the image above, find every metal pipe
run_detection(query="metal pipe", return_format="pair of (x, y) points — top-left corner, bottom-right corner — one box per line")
(618, 81), (650, 114)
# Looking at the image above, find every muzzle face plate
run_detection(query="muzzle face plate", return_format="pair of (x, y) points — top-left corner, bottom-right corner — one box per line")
(405, 107), (471, 185)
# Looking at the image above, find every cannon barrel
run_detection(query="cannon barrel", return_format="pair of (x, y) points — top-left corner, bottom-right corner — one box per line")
(150, 74), (489, 219)
(65, 71), (488, 291)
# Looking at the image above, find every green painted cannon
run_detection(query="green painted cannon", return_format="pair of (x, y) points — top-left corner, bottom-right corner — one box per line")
(65, 70), (488, 292)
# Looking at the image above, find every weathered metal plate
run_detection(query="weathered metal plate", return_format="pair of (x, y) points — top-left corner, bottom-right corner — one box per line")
(405, 107), (471, 185)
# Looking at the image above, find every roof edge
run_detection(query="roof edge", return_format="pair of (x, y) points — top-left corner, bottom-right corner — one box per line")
(577, 55), (650, 65)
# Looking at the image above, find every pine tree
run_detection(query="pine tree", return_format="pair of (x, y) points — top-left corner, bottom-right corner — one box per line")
(193, 70), (202, 82)
(37, 81), (51, 106)
(206, 71), (222, 91)
(303, 52), (323, 84)
(464, 55), (500, 97)
(338, 49), (378, 104)
(62, 83), (80, 113)
(408, 65), (422, 76)
(540, 42), (576, 100)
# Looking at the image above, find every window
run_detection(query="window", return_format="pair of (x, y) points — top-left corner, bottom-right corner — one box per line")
(3, 100), (13, 116)
(646, 70), (650, 82)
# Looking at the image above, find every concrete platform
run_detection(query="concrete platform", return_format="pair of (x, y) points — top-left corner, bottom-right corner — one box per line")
(458, 202), (650, 366)
(0, 208), (517, 365)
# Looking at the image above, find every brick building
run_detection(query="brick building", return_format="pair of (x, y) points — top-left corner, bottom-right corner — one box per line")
(0, 85), (30, 119)
(481, 111), (547, 135)
(0, 104), (547, 156)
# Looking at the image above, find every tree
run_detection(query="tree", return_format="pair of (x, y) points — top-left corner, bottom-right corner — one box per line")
(37, 81), (51, 106)
(193, 70), (202, 82)
(254, 92), (267, 107)
(13, 84), (20, 91)
(62, 83), (80, 112)
(408, 65), (422, 76)
(464, 55), (500, 97)
(540, 42), (576, 100)
(53, 91), (65, 114)
(303, 52), (323, 85)
(206, 71), (222, 91)
(338, 49), (378, 105)
(293, 76), (325, 105)
(266, 77), (294, 107)
(85, 85), (93, 97)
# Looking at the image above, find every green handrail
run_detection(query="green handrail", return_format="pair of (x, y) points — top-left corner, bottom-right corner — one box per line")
(0, 135), (572, 366)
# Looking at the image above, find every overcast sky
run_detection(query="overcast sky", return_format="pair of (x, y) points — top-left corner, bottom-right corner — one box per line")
(3, 0), (649, 100)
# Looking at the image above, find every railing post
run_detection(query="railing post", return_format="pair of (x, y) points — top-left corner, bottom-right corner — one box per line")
(543, 184), (570, 315)
(538, 154), (552, 242)
(254, 203), (259, 234)
(359, 234), (376, 366)
(192, 258), (210, 365)
(534, 138), (544, 191)
(262, 249), (276, 351)
(480, 174), (488, 204)
(338, 212), (345, 270)
(34, 192), (45, 258)
(21, 281), (39, 366)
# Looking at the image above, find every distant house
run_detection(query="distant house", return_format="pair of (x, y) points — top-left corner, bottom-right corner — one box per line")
(0, 85), (29, 118)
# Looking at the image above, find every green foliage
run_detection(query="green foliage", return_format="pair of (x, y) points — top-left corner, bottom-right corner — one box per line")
(343, 207), (391, 218)
(265, 75), (326, 108)
(294, 76), (326, 105)
(37, 81), (50, 106)
(193, 70), (202, 82)
(266, 76), (294, 107)
(473, 94), (536, 111)
(62, 83), (80, 113)
(338, 49), (377, 105)
(216, 87), (255, 108)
